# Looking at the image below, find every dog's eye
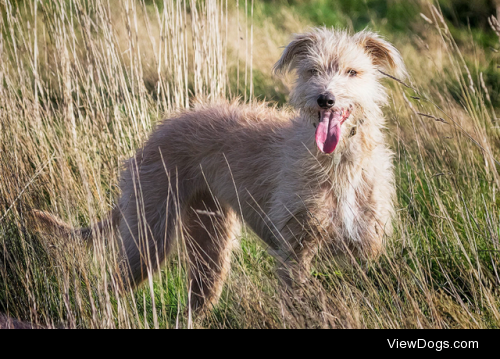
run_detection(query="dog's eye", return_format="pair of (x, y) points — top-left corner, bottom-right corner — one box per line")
(309, 69), (319, 76)
(347, 69), (358, 77)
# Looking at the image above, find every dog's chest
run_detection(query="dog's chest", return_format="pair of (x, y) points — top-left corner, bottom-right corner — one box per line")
(318, 172), (364, 242)
(339, 185), (360, 240)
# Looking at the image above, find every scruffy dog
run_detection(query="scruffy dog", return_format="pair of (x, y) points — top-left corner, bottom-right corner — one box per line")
(35, 28), (406, 312)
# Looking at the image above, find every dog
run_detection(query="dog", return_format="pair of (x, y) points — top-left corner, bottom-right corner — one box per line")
(34, 28), (406, 313)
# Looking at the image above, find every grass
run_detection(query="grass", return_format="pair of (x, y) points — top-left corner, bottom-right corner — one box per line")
(0, 0), (500, 328)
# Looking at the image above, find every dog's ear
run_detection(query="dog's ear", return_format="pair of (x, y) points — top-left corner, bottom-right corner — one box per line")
(273, 33), (316, 75)
(356, 31), (407, 79)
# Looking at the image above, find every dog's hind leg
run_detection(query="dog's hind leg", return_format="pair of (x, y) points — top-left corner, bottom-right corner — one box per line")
(116, 192), (180, 290)
(182, 192), (240, 312)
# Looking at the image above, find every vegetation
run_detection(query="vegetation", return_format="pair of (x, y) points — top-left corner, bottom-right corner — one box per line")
(1, 0), (500, 328)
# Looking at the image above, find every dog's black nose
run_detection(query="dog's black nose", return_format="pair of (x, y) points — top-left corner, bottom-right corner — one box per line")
(317, 93), (336, 109)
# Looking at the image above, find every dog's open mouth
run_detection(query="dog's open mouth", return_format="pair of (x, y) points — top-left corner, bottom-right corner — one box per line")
(315, 108), (351, 154)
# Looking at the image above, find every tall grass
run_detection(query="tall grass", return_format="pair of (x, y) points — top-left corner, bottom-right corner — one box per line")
(0, 0), (499, 328)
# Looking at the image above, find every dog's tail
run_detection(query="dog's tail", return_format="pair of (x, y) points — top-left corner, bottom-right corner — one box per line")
(30, 208), (120, 243)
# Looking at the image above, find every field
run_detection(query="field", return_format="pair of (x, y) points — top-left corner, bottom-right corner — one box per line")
(1, 0), (500, 328)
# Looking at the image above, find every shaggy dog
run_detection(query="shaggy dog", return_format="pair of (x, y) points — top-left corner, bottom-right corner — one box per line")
(34, 28), (406, 312)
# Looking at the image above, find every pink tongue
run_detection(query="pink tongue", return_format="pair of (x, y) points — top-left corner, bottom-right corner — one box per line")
(315, 111), (342, 154)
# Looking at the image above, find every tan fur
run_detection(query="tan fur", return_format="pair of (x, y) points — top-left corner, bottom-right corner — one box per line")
(33, 28), (406, 313)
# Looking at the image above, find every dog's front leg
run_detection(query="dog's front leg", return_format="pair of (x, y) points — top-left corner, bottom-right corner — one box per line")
(274, 245), (316, 291)
(272, 215), (321, 294)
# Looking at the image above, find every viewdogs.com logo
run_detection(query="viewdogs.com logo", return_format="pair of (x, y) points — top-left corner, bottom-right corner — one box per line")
(387, 339), (478, 351)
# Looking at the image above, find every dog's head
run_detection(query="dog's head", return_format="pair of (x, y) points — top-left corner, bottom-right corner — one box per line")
(274, 28), (406, 154)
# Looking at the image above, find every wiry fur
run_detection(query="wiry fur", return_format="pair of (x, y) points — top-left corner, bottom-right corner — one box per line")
(34, 28), (406, 312)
